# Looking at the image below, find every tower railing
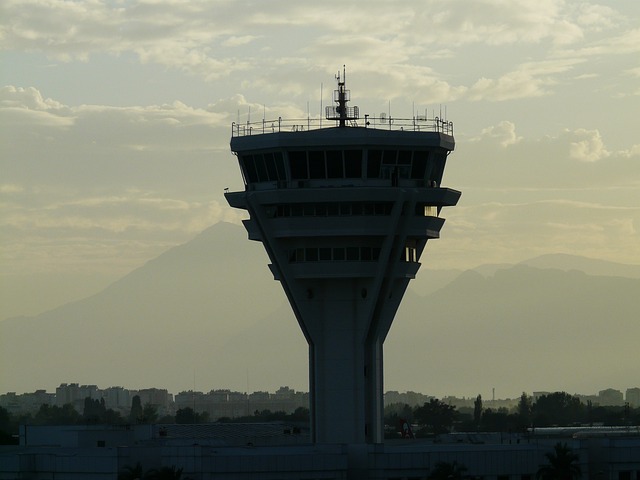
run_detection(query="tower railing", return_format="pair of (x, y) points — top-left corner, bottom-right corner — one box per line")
(231, 115), (453, 137)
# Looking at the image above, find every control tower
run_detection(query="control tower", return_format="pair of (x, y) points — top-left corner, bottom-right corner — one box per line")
(225, 70), (460, 445)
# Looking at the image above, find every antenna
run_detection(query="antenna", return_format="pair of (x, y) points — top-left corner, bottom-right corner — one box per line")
(320, 82), (323, 128)
(325, 65), (358, 127)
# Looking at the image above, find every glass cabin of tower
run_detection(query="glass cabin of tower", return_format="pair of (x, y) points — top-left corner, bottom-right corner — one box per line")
(232, 129), (452, 190)
(228, 125), (457, 273)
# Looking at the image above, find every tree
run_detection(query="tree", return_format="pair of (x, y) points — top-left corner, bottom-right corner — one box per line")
(533, 392), (584, 426)
(118, 462), (144, 480)
(428, 461), (467, 480)
(384, 402), (414, 431)
(414, 399), (457, 435)
(0, 406), (17, 445)
(536, 442), (581, 480)
(83, 397), (107, 423)
(141, 403), (159, 424)
(517, 392), (532, 429)
(34, 403), (80, 425)
(473, 394), (483, 429)
(481, 407), (510, 432)
(144, 465), (185, 480)
(175, 407), (208, 424)
(129, 395), (143, 424)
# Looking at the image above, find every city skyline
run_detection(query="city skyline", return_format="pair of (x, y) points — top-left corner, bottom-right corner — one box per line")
(3, 381), (639, 404)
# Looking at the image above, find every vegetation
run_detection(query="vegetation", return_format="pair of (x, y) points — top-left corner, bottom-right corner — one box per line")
(217, 406), (309, 423)
(414, 398), (458, 435)
(428, 461), (467, 480)
(536, 442), (581, 480)
(1, 390), (638, 444)
(383, 392), (640, 438)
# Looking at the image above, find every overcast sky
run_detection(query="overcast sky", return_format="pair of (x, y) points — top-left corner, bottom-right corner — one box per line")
(1, 0), (639, 322)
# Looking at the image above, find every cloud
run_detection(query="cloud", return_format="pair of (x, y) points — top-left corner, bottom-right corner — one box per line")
(473, 121), (522, 147)
(569, 128), (610, 162)
(221, 35), (259, 47)
(0, 86), (233, 154)
(467, 58), (584, 101)
(0, 184), (25, 194)
(1, 0), (632, 103)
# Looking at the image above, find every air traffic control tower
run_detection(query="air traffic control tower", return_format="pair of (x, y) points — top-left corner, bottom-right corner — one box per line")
(225, 70), (460, 445)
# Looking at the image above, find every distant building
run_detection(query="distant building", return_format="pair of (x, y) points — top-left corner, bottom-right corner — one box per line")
(532, 391), (552, 402)
(174, 387), (308, 420)
(598, 388), (624, 406)
(626, 388), (640, 407)
(133, 388), (173, 415)
(385, 391), (432, 407)
(0, 390), (55, 414)
(101, 386), (131, 412)
(55, 384), (99, 411)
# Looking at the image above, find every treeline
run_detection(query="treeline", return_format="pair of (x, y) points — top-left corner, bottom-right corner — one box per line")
(385, 392), (640, 437)
(0, 395), (310, 445)
(3, 391), (638, 445)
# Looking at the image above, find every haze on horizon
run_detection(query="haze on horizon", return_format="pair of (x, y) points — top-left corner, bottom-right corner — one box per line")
(1, 1), (639, 395)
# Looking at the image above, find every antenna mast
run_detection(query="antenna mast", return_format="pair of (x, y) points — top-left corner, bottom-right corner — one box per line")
(325, 65), (359, 127)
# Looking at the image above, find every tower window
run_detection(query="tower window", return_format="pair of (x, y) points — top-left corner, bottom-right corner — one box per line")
(367, 150), (382, 178)
(411, 151), (428, 179)
(326, 150), (344, 178)
(264, 153), (278, 181)
(274, 152), (286, 179)
(254, 154), (268, 182)
(287, 246), (382, 263)
(289, 151), (308, 179)
(344, 150), (363, 178)
(241, 155), (259, 183)
(309, 151), (325, 179)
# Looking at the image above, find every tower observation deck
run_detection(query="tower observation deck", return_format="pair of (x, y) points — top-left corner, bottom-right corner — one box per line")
(225, 71), (460, 445)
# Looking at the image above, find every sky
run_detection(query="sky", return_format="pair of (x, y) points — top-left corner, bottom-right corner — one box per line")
(1, 0), (639, 325)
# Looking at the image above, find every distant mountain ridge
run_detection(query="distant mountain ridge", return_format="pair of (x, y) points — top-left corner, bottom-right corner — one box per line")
(518, 253), (640, 278)
(2, 222), (638, 397)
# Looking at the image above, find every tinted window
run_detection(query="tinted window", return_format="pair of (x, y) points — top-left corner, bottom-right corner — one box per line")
(264, 153), (278, 181)
(367, 150), (382, 178)
(344, 150), (362, 178)
(412, 151), (428, 179)
(326, 150), (344, 178)
(274, 152), (286, 180)
(241, 155), (259, 183)
(309, 151), (325, 179)
(254, 154), (268, 182)
(382, 150), (397, 165)
(398, 150), (412, 165)
(289, 151), (308, 179)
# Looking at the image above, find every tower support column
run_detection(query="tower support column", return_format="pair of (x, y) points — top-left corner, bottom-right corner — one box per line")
(301, 280), (386, 444)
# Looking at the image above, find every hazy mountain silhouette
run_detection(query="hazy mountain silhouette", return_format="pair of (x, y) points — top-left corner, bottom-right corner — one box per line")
(2, 222), (638, 397)
(519, 253), (640, 279)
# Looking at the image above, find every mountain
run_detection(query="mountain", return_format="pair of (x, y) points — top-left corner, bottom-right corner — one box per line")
(385, 265), (640, 397)
(2, 222), (639, 397)
(0, 222), (307, 394)
(519, 253), (640, 279)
